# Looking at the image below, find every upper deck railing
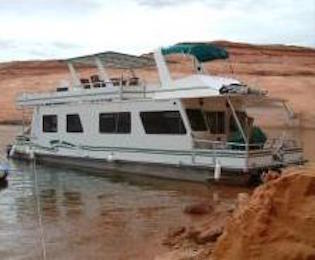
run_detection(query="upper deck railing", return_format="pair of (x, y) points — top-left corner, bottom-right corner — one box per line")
(17, 79), (157, 107)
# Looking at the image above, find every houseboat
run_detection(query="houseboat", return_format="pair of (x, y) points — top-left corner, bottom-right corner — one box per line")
(8, 43), (304, 183)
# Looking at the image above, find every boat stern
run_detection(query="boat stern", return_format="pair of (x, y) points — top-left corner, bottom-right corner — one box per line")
(247, 138), (305, 172)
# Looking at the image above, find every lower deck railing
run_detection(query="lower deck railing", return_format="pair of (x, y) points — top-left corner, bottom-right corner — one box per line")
(193, 137), (301, 152)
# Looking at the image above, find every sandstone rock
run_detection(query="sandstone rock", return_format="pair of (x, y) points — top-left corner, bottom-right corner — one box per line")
(212, 170), (315, 260)
(183, 203), (213, 215)
(195, 227), (223, 244)
(162, 226), (186, 246)
(237, 192), (250, 210)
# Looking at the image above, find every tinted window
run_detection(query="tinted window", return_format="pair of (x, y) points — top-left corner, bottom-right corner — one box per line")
(186, 109), (207, 131)
(140, 111), (186, 135)
(67, 114), (83, 133)
(206, 112), (225, 134)
(99, 112), (131, 133)
(43, 115), (57, 133)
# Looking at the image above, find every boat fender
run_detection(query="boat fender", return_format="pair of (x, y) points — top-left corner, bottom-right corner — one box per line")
(177, 161), (183, 167)
(0, 163), (9, 181)
(29, 150), (35, 160)
(107, 153), (114, 162)
(9, 145), (16, 158)
(214, 160), (221, 181)
(6, 145), (12, 158)
(0, 169), (8, 181)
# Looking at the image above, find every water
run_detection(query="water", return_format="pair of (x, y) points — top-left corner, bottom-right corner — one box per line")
(0, 125), (249, 260)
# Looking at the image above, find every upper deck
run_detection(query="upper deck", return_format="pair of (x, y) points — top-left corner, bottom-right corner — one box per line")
(17, 74), (264, 107)
(16, 43), (267, 107)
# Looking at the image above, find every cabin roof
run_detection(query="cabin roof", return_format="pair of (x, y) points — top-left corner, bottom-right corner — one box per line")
(63, 51), (156, 69)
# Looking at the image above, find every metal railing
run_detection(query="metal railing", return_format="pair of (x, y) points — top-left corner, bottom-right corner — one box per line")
(193, 137), (301, 151)
(264, 138), (301, 150)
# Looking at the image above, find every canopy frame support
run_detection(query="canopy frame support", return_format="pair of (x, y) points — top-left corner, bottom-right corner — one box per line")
(67, 62), (81, 89)
(94, 56), (110, 83)
(154, 48), (172, 88)
(226, 96), (248, 147)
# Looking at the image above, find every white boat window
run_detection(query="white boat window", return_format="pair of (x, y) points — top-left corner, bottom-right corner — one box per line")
(140, 111), (186, 135)
(205, 112), (225, 134)
(43, 115), (57, 133)
(186, 109), (207, 131)
(67, 114), (83, 133)
(99, 112), (131, 134)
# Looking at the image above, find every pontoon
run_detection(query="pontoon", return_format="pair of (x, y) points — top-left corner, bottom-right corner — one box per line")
(8, 43), (304, 183)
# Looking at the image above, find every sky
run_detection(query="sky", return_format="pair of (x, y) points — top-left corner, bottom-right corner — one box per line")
(0, 0), (314, 61)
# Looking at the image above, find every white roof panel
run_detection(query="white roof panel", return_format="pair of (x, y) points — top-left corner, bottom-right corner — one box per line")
(63, 51), (156, 69)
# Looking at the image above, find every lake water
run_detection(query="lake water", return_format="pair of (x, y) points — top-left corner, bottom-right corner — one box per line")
(0, 125), (250, 260)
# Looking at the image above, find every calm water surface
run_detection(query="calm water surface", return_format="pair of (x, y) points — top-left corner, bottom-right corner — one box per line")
(0, 125), (314, 260)
(0, 125), (251, 260)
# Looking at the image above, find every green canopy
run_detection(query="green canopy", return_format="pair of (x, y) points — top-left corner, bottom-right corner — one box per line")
(161, 43), (229, 62)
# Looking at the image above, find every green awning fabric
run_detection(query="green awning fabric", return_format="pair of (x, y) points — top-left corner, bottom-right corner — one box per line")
(161, 43), (229, 62)
(228, 126), (267, 150)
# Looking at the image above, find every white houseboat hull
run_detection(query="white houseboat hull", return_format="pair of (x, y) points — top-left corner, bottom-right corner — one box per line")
(9, 140), (304, 183)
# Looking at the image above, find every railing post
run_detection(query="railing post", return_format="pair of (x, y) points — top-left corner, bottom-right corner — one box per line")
(119, 81), (123, 100)
(226, 96), (248, 145)
(143, 82), (146, 98)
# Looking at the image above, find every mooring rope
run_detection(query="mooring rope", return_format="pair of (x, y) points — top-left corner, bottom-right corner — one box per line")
(32, 158), (47, 260)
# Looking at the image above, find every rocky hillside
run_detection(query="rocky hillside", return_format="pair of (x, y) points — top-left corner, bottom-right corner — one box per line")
(0, 41), (314, 127)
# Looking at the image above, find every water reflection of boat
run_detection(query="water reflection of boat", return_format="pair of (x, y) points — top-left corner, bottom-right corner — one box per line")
(8, 43), (305, 183)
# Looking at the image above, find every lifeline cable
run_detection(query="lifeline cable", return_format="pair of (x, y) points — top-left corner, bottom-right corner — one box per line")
(32, 158), (47, 260)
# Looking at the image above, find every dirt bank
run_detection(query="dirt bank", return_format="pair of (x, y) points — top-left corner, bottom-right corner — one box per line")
(159, 167), (315, 259)
(212, 168), (315, 260)
(0, 41), (315, 127)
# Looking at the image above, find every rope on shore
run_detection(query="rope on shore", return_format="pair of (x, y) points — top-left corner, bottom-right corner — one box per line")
(32, 159), (47, 260)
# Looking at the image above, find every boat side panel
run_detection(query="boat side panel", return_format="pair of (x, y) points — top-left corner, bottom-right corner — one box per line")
(32, 99), (193, 152)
